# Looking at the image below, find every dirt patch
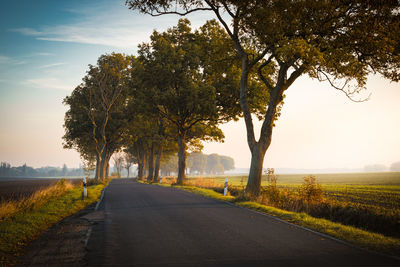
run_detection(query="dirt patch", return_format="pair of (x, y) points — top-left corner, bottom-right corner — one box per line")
(16, 203), (103, 267)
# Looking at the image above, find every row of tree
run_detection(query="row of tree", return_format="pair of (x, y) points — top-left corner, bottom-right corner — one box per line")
(160, 152), (234, 176)
(64, 0), (400, 196)
(364, 162), (400, 172)
(0, 162), (83, 177)
(63, 19), (257, 185)
(110, 151), (234, 178)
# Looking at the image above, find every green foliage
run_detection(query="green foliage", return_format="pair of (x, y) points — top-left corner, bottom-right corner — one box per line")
(63, 53), (132, 179)
(126, 0), (400, 197)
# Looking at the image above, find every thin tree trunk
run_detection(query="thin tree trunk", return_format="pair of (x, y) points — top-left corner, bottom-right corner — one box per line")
(147, 144), (155, 182)
(138, 162), (144, 179)
(153, 145), (162, 182)
(99, 147), (108, 180)
(94, 153), (101, 180)
(105, 153), (111, 179)
(127, 167), (130, 178)
(138, 147), (145, 180)
(177, 132), (186, 185)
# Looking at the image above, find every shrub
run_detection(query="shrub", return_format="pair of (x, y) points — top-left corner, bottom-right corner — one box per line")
(298, 175), (323, 204)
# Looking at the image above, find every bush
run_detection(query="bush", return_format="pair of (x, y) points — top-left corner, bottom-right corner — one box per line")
(298, 175), (323, 204)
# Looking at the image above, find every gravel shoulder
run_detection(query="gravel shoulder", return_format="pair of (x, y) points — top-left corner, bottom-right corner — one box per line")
(16, 203), (104, 267)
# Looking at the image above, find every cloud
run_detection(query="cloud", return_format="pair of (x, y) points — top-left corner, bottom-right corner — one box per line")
(38, 62), (66, 69)
(9, 27), (42, 36)
(0, 55), (27, 66)
(25, 78), (74, 91)
(8, 2), (213, 49)
(31, 52), (55, 57)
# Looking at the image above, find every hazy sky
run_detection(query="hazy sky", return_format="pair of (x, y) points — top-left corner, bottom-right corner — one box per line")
(0, 0), (399, 170)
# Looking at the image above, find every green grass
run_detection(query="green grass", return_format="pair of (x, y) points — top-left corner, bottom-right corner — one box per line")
(0, 184), (105, 266)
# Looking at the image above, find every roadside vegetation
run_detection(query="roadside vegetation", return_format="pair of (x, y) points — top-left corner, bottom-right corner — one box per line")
(0, 179), (107, 266)
(141, 171), (400, 256)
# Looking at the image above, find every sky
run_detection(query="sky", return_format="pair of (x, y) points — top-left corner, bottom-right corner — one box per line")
(0, 0), (399, 171)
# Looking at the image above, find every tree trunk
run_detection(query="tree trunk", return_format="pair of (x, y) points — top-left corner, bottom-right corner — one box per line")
(94, 153), (101, 180)
(153, 145), (163, 182)
(127, 166), (130, 178)
(147, 144), (155, 182)
(99, 147), (108, 180)
(105, 153), (111, 179)
(245, 143), (267, 196)
(138, 162), (144, 179)
(177, 132), (186, 185)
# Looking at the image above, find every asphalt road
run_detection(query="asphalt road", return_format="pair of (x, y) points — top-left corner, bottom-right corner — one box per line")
(86, 179), (399, 266)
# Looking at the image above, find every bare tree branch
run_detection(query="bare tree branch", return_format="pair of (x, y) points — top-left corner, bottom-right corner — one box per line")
(318, 70), (370, 102)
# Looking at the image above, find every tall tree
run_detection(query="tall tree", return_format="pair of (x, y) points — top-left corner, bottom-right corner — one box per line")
(64, 53), (131, 180)
(137, 19), (242, 184)
(127, 0), (400, 195)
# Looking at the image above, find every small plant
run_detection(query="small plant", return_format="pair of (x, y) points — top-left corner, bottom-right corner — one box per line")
(262, 168), (280, 203)
(298, 175), (323, 204)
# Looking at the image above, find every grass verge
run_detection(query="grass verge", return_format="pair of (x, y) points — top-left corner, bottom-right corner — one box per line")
(143, 180), (400, 257)
(0, 183), (105, 266)
(237, 201), (400, 256)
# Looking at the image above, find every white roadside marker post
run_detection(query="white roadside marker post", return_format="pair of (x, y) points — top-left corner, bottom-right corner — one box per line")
(159, 176), (162, 184)
(83, 177), (87, 198)
(224, 178), (228, 196)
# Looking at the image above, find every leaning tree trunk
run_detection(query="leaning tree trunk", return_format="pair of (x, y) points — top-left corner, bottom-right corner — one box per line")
(153, 145), (162, 182)
(177, 132), (186, 185)
(147, 144), (155, 182)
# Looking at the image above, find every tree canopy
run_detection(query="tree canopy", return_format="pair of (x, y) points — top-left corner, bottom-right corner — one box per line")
(126, 0), (400, 196)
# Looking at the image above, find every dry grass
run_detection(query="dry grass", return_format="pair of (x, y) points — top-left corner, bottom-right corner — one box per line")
(0, 179), (74, 221)
(184, 177), (221, 188)
(159, 176), (177, 184)
(0, 183), (105, 266)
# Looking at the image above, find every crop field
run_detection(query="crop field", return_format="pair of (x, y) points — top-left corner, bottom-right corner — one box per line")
(186, 172), (400, 208)
(188, 171), (400, 185)
(0, 178), (82, 202)
(184, 172), (400, 238)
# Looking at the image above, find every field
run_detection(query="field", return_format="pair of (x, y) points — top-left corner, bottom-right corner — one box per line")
(187, 171), (400, 185)
(186, 172), (400, 209)
(0, 177), (82, 202)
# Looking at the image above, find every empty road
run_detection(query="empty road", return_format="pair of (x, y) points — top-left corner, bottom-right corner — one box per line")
(86, 179), (399, 266)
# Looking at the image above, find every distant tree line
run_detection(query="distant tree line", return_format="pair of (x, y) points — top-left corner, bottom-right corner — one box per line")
(159, 152), (234, 176)
(0, 162), (84, 178)
(364, 162), (400, 172)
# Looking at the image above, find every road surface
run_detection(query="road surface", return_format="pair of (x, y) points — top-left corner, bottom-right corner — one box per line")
(86, 179), (399, 266)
